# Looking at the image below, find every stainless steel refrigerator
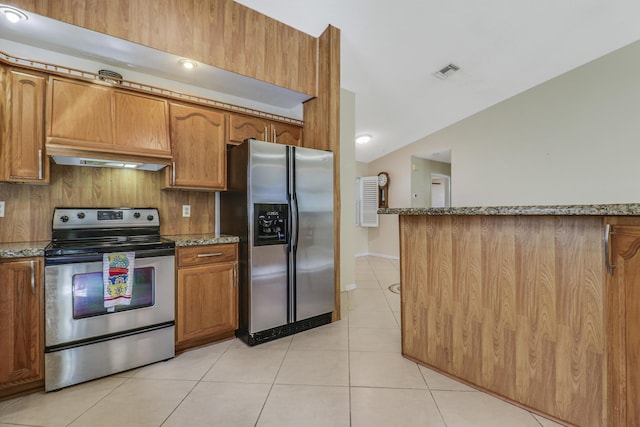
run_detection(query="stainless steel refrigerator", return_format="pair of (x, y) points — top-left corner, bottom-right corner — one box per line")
(220, 139), (334, 345)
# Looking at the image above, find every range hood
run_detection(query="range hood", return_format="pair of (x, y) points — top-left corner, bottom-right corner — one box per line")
(50, 155), (169, 171)
(51, 155), (168, 172)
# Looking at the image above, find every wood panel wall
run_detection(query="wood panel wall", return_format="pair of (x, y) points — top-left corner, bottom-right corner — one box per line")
(0, 163), (215, 242)
(303, 25), (341, 318)
(4, 0), (317, 96)
(400, 215), (606, 427)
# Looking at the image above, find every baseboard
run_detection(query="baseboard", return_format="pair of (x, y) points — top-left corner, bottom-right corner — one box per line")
(341, 283), (357, 292)
(361, 252), (400, 260)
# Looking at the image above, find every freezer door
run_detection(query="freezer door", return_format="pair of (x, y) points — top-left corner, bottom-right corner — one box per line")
(293, 146), (335, 321)
(248, 141), (289, 333)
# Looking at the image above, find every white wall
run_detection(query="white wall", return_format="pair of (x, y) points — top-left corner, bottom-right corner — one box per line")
(367, 38), (640, 257)
(339, 89), (357, 291)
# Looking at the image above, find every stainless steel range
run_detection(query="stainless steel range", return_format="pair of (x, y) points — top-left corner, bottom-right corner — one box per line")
(44, 208), (175, 391)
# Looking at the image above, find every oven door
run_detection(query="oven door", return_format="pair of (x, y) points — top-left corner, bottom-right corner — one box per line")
(45, 253), (174, 348)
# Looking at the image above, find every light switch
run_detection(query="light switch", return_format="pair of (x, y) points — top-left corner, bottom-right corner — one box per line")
(0, 201), (4, 217)
(182, 205), (191, 217)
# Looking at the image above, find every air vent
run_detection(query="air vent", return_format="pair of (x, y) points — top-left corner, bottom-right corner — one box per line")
(433, 64), (460, 80)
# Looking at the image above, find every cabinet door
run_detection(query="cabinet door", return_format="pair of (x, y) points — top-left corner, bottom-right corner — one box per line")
(5, 70), (47, 182)
(169, 103), (226, 190)
(272, 122), (302, 146)
(228, 114), (269, 144)
(609, 225), (640, 426)
(0, 259), (43, 395)
(114, 91), (170, 155)
(176, 262), (237, 344)
(48, 77), (113, 146)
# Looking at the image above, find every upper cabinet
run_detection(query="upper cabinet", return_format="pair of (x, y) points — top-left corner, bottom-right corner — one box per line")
(228, 113), (302, 146)
(46, 76), (171, 161)
(0, 67), (48, 183)
(165, 102), (226, 191)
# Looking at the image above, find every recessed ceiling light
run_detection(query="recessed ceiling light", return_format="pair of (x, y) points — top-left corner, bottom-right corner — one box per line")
(179, 59), (197, 70)
(0, 6), (28, 23)
(355, 135), (372, 145)
(433, 63), (460, 80)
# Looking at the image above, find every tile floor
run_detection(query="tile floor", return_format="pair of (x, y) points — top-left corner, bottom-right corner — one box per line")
(0, 256), (565, 427)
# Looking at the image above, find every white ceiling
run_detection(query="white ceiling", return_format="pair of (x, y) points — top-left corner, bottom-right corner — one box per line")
(2, 2), (640, 164)
(236, 0), (640, 163)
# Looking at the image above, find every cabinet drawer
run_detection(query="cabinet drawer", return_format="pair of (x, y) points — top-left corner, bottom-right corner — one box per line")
(178, 244), (237, 267)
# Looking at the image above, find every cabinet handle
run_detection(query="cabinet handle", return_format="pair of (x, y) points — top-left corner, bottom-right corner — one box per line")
(197, 252), (223, 258)
(30, 260), (35, 294)
(273, 128), (277, 144)
(38, 149), (43, 180)
(264, 126), (268, 141)
(172, 161), (176, 186)
(233, 262), (237, 288)
(605, 224), (616, 275)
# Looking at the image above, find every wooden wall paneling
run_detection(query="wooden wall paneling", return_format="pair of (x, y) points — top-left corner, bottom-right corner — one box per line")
(5, 0), (317, 96)
(0, 164), (215, 242)
(450, 216), (483, 385)
(425, 216), (454, 372)
(400, 215), (428, 363)
(479, 216), (517, 398)
(513, 217), (558, 413)
(552, 217), (606, 425)
(399, 215), (607, 426)
(302, 25), (341, 319)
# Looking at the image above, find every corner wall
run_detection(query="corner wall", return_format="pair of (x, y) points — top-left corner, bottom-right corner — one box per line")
(368, 38), (640, 258)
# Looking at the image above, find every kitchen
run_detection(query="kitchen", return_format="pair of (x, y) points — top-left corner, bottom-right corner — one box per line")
(1, 0), (340, 413)
(3, 0), (640, 426)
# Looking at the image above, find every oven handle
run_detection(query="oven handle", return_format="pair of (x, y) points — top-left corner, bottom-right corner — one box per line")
(45, 248), (175, 266)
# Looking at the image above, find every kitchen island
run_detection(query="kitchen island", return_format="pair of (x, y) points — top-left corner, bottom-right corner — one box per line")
(380, 204), (640, 427)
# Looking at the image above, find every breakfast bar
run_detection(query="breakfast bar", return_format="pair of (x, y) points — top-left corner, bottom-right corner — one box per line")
(379, 204), (640, 427)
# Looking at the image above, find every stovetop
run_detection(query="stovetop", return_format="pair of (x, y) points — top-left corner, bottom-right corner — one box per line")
(46, 207), (175, 257)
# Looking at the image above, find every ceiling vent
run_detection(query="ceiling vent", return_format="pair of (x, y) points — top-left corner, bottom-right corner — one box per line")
(433, 64), (460, 80)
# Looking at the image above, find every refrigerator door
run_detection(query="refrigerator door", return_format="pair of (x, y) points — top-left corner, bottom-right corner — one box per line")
(293, 146), (335, 321)
(248, 141), (289, 333)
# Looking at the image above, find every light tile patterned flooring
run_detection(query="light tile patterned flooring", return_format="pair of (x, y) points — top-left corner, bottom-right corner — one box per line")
(0, 256), (564, 427)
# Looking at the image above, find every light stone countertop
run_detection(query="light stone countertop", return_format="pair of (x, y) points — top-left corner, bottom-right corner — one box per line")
(164, 234), (240, 247)
(0, 241), (49, 259)
(379, 203), (640, 216)
(0, 234), (241, 258)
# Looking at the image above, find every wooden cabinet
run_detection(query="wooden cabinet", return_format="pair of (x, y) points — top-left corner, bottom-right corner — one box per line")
(0, 258), (43, 399)
(606, 220), (640, 427)
(165, 102), (226, 191)
(1, 68), (48, 183)
(228, 113), (302, 146)
(176, 244), (238, 352)
(47, 76), (171, 161)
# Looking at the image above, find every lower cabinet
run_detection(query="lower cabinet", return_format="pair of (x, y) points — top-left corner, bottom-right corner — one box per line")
(606, 219), (640, 426)
(0, 258), (43, 399)
(175, 244), (238, 352)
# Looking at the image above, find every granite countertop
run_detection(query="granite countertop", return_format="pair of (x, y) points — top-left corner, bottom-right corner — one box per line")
(0, 234), (240, 258)
(164, 234), (240, 247)
(0, 241), (50, 259)
(379, 203), (640, 216)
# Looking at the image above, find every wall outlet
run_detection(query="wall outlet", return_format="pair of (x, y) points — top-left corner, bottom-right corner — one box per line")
(182, 205), (191, 217)
(0, 201), (4, 217)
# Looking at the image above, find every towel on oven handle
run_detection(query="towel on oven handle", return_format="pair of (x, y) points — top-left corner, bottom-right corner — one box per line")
(103, 252), (135, 309)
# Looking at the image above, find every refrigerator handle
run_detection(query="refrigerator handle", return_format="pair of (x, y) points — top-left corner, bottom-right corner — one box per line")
(287, 147), (298, 323)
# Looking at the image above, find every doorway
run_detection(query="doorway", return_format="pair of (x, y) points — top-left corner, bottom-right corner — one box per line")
(430, 173), (451, 208)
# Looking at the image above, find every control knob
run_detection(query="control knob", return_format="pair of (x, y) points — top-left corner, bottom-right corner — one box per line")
(77, 212), (85, 219)
(147, 215), (154, 221)
(60, 215), (69, 223)
(133, 212), (141, 219)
